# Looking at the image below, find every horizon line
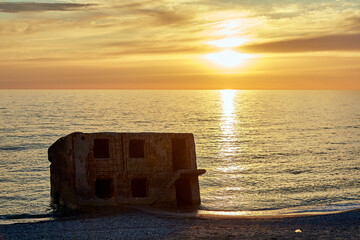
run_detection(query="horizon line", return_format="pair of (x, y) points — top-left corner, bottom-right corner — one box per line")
(0, 88), (359, 91)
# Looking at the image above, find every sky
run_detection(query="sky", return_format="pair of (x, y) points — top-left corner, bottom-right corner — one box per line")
(0, 0), (359, 89)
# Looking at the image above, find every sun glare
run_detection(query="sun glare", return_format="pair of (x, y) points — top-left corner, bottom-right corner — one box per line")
(208, 38), (246, 48)
(205, 50), (250, 68)
(214, 20), (241, 36)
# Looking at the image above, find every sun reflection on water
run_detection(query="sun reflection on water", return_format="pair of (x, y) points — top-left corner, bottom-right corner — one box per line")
(219, 90), (237, 158)
(221, 89), (236, 137)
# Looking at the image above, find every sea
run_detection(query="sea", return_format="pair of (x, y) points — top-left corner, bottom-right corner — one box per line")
(0, 90), (359, 222)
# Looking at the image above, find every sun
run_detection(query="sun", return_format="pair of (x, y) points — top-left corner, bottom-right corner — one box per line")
(204, 35), (251, 68)
(205, 50), (250, 68)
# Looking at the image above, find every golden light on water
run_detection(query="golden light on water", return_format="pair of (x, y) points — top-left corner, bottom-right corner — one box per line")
(220, 89), (237, 157)
(221, 89), (236, 120)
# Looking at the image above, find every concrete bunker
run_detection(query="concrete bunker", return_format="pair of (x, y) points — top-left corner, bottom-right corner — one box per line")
(48, 132), (205, 209)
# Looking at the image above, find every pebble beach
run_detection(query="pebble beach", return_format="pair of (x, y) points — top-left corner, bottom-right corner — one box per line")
(1, 208), (359, 239)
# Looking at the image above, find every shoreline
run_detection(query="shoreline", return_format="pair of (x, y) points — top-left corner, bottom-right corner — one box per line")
(1, 206), (360, 224)
(135, 206), (360, 219)
(1, 207), (359, 239)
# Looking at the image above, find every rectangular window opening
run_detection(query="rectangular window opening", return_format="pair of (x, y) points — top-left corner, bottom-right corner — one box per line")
(131, 178), (147, 197)
(129, 139), (145, 158)
(94, 139), (110, 158)
(95, 178), (113, 199)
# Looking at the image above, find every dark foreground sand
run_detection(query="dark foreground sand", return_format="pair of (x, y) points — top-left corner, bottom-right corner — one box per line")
(1, 208), (359, 240)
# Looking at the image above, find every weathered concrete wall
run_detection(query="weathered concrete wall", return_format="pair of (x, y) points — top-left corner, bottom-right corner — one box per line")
(48, 132), (205, 209)
(48, 136), (77, 208)
(121, 133), (176, 206)
(73, 133), (120, 207)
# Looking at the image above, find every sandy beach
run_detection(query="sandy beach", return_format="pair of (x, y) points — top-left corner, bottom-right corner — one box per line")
(1, 208), (359, 239)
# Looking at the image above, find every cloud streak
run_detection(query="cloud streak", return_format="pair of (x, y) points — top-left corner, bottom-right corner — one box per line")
(241, 33), (360, 53)
(0, 2), (95, 13)
(341, 16), (360, 31)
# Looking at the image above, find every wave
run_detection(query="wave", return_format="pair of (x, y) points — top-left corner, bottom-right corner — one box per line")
(0, 213), (52, 220)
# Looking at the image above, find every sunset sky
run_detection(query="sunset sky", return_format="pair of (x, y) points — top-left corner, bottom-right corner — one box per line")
(0, 0), (359, 89)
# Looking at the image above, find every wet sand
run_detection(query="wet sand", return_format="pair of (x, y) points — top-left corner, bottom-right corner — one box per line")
(0, 208), (359, 239)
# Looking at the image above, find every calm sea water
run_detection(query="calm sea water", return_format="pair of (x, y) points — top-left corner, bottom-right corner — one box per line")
(0, 90), (359, 220)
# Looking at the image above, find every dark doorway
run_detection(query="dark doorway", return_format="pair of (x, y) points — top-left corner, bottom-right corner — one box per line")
(53, 192), (60, 204)
(94, 139), (110, 158)
(95, 178), (113, 198)
(172, 138), (193, 206)
(171, 138), (189, 170)
(175, 178), (193, 206)
(131, 178), (147, 197)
